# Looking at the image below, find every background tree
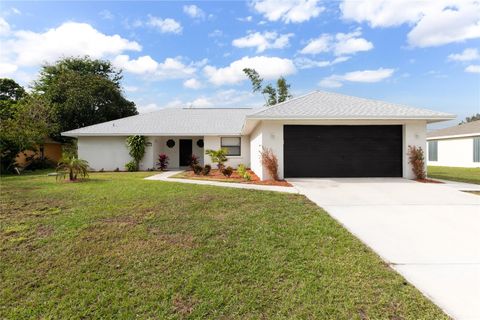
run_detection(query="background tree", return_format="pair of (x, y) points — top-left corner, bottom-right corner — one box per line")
(33, 56), (137, 140)
(0, 95), (57, 172)
(460, 113), (480, 124)
(243, 68), (292, 107)
(0, 78), (27, 121)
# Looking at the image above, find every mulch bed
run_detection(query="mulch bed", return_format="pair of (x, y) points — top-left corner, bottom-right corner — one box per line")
(177, 169), (292, 187)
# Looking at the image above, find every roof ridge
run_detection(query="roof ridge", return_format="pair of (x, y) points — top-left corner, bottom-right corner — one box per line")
(247, 91), (318, 117)
(315, 90), (453, 116)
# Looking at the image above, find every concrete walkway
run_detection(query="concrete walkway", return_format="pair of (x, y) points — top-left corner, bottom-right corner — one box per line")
(145, 171), (298, 193)
(433, 179), (480, 192)
(290, 178), (480, 320)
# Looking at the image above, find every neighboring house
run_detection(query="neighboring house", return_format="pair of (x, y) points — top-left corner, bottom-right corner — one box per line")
(62, 91), (454, 180)
(15, 138), (63, 166)
(427, 120), (480, 168)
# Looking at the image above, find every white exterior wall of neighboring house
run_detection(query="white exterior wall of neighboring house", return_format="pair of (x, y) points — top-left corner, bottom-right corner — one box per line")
(427, 136), (480, 168)
(248, 120), (427, 180)
(203, 136), (250, 169)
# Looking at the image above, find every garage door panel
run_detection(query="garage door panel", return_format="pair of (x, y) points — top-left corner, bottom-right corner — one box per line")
(284, 125), (402, 178)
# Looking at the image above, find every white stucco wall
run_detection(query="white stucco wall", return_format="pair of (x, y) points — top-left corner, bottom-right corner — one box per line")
(77, 136), (134, 171)
(151, 136), (204, 169)
(203, 136), (250, 168)
(249, 124), (263, 179)
(249, 120), (428, 180)
(427, 136), (479, 168)
(403, 121), (427, 179)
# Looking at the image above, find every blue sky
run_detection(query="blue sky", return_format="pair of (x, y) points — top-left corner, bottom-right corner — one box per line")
(1, 0), (479, 128)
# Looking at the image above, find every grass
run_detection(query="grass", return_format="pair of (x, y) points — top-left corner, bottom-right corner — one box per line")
(428, 166), (480, 184)
(0, 172), (448, 319)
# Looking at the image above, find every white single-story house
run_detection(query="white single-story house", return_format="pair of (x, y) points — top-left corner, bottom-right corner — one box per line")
(427, 120), (480, 168)
(63, 91), (454, 180)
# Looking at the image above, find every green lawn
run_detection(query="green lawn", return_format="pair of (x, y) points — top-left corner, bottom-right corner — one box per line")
(0, 172), (447, 319)
(428, 166), (480, 184)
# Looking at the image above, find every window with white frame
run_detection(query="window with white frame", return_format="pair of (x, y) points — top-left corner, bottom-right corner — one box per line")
(221, 137), (241, 156)
(428, 141), (438, 161)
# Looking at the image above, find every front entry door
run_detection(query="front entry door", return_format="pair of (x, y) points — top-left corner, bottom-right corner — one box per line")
(179, 139), (192, 166)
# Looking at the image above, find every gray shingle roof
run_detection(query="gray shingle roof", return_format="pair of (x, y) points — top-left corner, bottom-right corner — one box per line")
(63, 91), (455, 137)
(427, 120), (480, 139)
(62, 108), (252, 136)
(247, 91), (455, 121)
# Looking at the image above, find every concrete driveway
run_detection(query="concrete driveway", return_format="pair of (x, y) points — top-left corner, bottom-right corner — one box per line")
(289, 178), (480, 320)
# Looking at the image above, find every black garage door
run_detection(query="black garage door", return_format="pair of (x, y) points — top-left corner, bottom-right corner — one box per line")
(284, 125), (403, 178)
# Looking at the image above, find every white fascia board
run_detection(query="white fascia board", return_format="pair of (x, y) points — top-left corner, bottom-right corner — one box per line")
(245, 116), (455, 121)
(427, 133), (480, 140)
(62, 132), (242, 137)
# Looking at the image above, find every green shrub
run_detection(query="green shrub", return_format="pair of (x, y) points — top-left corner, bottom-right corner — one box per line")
(237, 164), (251, 180)
(56, 154), (89, 181)
(205, 148), (228, 170)
(193, 164), (203, 175)
(202, 164), (211, 175)
(126, 135), (146, 170)
(222, 166), (233, 177)
(125, 161), (137, 172)
(237, 164), (247, 176)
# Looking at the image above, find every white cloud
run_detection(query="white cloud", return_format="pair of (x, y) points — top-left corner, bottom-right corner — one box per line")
(183, 5), (206, 20)
(112, 55), (198, 79)
(341, 0), (480, 47)
(295, 56), (350, 69)
(448, 48), (480, 62)
(124, 85), (139, 92)
(1, 22), (140, 68)
(334, 30), (374, 55)
(318, 77), (343, 88)
(113, 55), (158, 74)
(138, 103), (161, 113)
(147, 16), (182, 34)
(190, 97), (213, 108)
(299, 34), (331, 54)
(208, 29), (223, 37)
(164, 89), (260, 110)
(300, 29), (373, 56)
(99, 10), (114, 20)
(203, 56), (296, 85)
(183, 78), (202, 89)
(0, 17), (10, 36)
(155, 57), (197, 79)
(465, 64), (480, 73)
(237, 16), (253, 22)
(319, 68), (394, 88)
(232, 31), (293, 52)
(0, 62), (18, 77)
(252, 0), (324, 23)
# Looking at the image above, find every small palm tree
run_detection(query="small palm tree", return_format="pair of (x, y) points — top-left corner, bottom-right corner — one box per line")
(56, 154), (89, 181)
(205, 148), (228, 170)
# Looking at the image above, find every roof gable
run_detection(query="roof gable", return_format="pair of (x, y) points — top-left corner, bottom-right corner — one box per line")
(247, 91), (455, 122)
